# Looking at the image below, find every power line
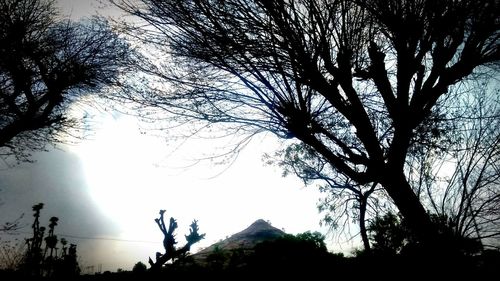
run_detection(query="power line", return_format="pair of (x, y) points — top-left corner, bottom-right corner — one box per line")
(58, 234), (161, 244)
(1, 231), (161, 244)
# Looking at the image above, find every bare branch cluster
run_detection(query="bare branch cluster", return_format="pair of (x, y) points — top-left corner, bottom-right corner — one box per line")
(0, 0), (131, 163)
(113, 0), (499, 248)
(149, 210), (205, 271)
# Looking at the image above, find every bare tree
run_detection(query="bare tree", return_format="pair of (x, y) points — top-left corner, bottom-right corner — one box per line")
(0, 238), (26, 271)
(412, 85), (500, 249)
(0, 0), (131, 163)
(148, 210), (205, 271)
(114, 0), (500, 248)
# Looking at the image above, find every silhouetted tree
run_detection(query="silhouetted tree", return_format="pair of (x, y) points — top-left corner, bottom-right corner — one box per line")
(367, 212), (410, 255)
(132, 261), (147, 274)
(367, 211), (482, 257)
(206, 245), (227, 272)
(22, 203), (45, 276)
(114, 0), (500, 249)
(20, 203), (79, 277)
(410, 88), (500, 249)
(248, 231), (339, 278)
(148, 210), (205, 271)
(265, 145), (383, 251)
(53, 243), (80, 277)
(45, 217), (58, 255)
(0, 0), (130, 163)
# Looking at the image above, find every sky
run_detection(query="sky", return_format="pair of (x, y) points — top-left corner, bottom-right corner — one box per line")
(0, 0), (357, 272)
(0, 110), (332, 272)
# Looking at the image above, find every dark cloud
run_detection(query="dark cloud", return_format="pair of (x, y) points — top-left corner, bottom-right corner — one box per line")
(0, 147), (120, 249)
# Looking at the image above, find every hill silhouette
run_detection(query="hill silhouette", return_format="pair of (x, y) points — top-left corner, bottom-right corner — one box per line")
(191, 219), (285, 264)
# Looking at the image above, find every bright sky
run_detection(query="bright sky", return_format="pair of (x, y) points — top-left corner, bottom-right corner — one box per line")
(65, 108), (333, 271)
(0, 0), (358, 273)
(0, 104), (341, 272)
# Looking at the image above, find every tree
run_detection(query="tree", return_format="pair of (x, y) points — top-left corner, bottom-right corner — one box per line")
(367, 211), (483, 257)
(411, 85), (500, 249)
(367, 212), (410, 255)
(265, 143), (385, 251)
(0, 0), (130, 163)
(148, 210), (205, 271)
(22, 203), (45, 276)
(115, 0), (500, 248)
(206, 245), (227, 272)
(20, 203), (80, 277)
(132, 261), (147, 274)
(247, 231), (339, 279)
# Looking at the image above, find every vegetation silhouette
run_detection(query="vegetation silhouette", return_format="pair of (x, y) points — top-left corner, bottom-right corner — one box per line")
(0, 203), (80, 280)
(0, 0), (131, 163)
(0, 0), (498, 279)
(131, 261), (147, 274)
(97, 222), (500, 280)
(147, 210), (205, 272)
(113, 0), (500, 253)
(2, 217), (495, 281)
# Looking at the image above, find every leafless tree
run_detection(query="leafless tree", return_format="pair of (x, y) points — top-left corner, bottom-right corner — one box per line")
(411, 85), (500, 249)
(0, 238), (26, 271)
(113, 0), (500, 248)
(148, 210), (205, 271)
(0, 0), (131, 163)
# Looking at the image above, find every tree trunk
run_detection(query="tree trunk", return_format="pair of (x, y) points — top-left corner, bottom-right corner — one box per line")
(359, 196), (371, 252)
(381, 171), (438, 249)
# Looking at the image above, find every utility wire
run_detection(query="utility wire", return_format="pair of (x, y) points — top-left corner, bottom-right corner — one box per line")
(1, 230), (161, 244)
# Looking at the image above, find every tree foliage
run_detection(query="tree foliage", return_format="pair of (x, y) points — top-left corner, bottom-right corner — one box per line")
(246, 231), (342, 279)
(367, 211), (483, 256)
(132, 261), (147, 274)
(265, 143), (385, 251)
(115, 0), (500, 247)
(0, 0), (130, 163)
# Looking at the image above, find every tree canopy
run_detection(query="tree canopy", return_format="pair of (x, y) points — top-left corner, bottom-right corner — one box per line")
(114, 0), (499, 249)
(0, 0), (130, 162)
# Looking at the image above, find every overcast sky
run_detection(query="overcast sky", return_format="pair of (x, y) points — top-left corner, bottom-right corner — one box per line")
(0, 0), (357, 272)
(0, 111), (332, 271)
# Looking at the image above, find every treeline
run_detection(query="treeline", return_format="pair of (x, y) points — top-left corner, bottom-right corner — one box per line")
(85, 227), (500, 281)
(3, 210), (500, 280)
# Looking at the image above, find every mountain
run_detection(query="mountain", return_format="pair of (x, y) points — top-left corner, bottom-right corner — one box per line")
(190, 219), (286, 264)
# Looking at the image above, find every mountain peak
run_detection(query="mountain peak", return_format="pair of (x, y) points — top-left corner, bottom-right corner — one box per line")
(232, 219), (283, 239)
(193, 219), (285, 257)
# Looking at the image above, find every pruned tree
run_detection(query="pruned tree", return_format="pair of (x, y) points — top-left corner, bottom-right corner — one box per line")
(148, 210), (205, 271)
(22, 203), (45, 276)
(114, 0), (500, 249)
(0, 0), (131, 163)
(20, 203), (79, 277)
